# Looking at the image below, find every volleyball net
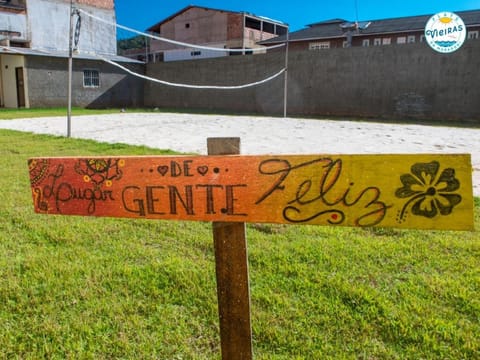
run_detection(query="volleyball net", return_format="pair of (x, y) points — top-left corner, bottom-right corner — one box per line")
(74, 8), (288, 90)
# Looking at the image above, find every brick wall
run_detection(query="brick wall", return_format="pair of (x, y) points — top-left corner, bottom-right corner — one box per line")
(227, 13), (243, 40)
(76, 0), (114, 10)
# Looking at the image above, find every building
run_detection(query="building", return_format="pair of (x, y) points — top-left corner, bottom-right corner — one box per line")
(141, 5), (288, 62)
(0, 0), (142, 108)
(0, 0), (117, 54)
(261, 9), (480, 51)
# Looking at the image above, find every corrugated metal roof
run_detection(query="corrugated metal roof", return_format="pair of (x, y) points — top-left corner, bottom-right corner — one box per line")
(0, 46), (143, 63)
(262, 9), (480, 44)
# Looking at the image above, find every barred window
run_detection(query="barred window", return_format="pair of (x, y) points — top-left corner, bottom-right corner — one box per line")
(309, 41), (330, 50)
(468, 31), (479, 40)
(83, 69), (100, 88)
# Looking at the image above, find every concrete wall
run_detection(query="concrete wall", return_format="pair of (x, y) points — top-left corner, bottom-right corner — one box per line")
(144, 52), (284, 115)
(0, 11), (27, 44)
(144, 40), (480, 124)
(26, 0), (117, 55)
(287, 41), (480, 122)
(25, 55), (144, 108)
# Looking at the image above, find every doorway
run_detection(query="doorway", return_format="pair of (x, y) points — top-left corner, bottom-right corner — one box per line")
(15, 67), (25, 108)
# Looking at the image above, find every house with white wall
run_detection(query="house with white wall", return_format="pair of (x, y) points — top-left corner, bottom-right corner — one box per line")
(0, 0), (142, 108)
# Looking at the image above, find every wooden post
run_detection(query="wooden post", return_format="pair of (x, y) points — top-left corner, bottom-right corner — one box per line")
(207, 137), (253, 360)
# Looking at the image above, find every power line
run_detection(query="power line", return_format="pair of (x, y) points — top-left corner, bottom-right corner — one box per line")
(77, 8), (286, 54)
(73, 8), (287, 90)
(100, 55), (286, 90)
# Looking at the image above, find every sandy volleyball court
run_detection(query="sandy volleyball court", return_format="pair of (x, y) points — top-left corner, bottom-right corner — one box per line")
(1, 112), (479, 196)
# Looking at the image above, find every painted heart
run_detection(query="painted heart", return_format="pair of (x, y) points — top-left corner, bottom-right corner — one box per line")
(157, 165), (169, 176)
(197, 166), (209, 176)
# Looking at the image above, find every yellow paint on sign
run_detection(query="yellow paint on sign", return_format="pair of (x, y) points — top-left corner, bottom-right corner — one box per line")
(28, 154), (474, 230)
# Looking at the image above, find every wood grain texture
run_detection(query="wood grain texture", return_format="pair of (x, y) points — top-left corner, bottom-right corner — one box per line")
(208, 138), (252, 360)
(28, 153), (474, 230)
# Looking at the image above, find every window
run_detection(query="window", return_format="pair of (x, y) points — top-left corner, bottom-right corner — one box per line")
(309, 41), (330, 50)
(185, 23), (190, 29)
(397, 37), (406, 44)
(420, 35), (425, 42)
(83, 69), (99, 88)
(373, 38), (381, 46)
(0, 0), (24, 5)
(276, 26), (288, 36)
(382, 38), (391, 45)
(362, 39), (370, 47)
(245, 17), (261, 31)
(263, 22), (275, 34)
(468, 31), (479, 40)
(408, 35), (415, 43)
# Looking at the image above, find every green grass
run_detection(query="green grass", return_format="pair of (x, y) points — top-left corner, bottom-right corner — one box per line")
(0, 129), (479, 359)
(0, 107), (127, 120)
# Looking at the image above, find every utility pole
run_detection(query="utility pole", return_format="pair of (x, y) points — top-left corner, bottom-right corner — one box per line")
(67, 0), (75, 137)
(283, 28), (289, 118)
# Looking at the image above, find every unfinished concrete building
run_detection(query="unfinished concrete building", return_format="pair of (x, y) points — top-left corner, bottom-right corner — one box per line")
(145, 5), (288, 62)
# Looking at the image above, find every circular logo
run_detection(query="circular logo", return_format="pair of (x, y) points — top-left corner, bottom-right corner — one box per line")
(425, 12), (466, 53)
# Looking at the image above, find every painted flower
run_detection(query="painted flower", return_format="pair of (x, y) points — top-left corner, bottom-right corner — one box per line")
(75, 158), (123, 187)
(396, 161), (462, 220)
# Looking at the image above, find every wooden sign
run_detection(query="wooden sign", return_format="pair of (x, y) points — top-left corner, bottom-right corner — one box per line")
(28, 154), (474, 230)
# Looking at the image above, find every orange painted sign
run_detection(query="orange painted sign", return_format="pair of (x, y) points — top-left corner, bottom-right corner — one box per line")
(28, 154), (474, 230)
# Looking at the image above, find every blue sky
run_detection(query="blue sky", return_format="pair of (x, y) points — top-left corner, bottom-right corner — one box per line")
(115, 0), (479, 32)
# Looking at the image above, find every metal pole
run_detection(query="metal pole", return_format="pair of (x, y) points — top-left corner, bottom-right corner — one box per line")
(283, 28), (289, 118)
(67, 0), (74, 137)
(145, 33), (148, 63)
(242, 14), (246, 55)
